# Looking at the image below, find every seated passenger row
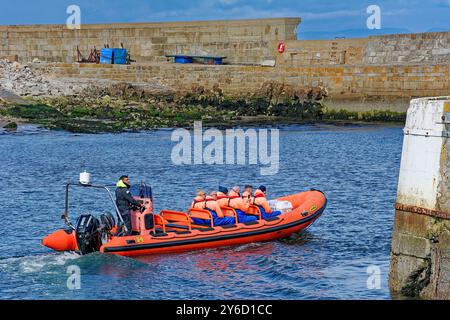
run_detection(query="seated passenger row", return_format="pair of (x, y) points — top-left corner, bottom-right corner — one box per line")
(190, 185), (281, 226)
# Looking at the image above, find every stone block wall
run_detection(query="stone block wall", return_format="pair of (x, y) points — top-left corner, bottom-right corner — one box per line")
(0, 18), (300, 65)
(30, 62), (450, 112)
(276, 38), (368, 67)
(277, 31), (450, 67)
(364, 32), (450, 65)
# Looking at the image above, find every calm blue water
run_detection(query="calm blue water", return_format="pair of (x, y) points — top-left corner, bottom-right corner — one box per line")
(0, 123), (403, 299)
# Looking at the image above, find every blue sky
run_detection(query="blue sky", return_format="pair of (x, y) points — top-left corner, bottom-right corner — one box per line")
(0, 0), (449, 39)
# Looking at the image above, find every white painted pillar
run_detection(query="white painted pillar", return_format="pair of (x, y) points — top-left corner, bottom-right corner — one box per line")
(397, 96), (450, 211)
(390, 96), (450, 299)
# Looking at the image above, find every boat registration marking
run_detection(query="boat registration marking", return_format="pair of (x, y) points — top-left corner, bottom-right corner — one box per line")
(444, 102), (450, 113)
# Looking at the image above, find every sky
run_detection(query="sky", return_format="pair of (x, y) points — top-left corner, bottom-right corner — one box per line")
(0, 0), (449, 39)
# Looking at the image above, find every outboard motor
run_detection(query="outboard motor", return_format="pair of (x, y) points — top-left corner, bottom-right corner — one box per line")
(99, 212), (115, 232)
(75, 214), (102, 255)
(99, 212), (115, 244)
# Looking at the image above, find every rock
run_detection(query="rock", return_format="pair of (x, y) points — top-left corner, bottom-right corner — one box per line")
(4, 122), (18, 131)
(0, 59), (88, 98)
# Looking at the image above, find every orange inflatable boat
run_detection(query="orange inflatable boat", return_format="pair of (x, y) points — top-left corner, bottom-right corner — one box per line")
(42, 182), (326, 257)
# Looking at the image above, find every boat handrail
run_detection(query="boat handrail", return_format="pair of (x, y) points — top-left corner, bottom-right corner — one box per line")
(220, 206), (239, 222)
(63, 183), (127, 233)
(187, 208), (215, 228)
(160, 210), (192, 231)
(247, 205), (262, 220)
(153, 215), (167, 233)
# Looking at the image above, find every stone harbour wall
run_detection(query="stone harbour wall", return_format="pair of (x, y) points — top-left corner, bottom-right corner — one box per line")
(0, 18), (299, 65)
(31, 62), (450, 112)
(363, 32), (450, 65)
(1, 18), (449, 112)
(278, 31), (450, 68)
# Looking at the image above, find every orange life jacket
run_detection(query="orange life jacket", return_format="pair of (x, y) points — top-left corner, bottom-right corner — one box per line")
(205, 196), (224, 218)
(253, 190), (272, 213)
(216, 193), (228, 200)
(228, 190), (249, 212)
(216, 192), (229, 207)
(227, 194), (240, 206)
(191, 196), (206, 209)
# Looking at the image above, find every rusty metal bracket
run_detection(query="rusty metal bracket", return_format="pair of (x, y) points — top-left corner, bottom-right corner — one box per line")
(395, 202), (450, 220)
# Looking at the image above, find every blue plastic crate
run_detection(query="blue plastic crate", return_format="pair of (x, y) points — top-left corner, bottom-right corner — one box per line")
(100, 48), (113, 64)
(174, 56), (193, 64)
(113, 49), (127, 64)
(100, 48), (128, 64)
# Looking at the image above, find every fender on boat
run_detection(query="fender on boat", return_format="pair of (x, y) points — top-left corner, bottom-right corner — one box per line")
(42, 229), (78, 251)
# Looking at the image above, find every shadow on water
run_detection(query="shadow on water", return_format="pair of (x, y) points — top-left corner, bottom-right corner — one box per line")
(278, 230), (317, 245)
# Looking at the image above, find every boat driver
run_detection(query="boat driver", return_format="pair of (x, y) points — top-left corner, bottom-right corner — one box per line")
(115, 175), (142, 236)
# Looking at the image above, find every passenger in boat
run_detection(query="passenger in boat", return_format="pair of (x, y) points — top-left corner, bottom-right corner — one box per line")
(242, 185), (254, 204)
(191, 189), (207, 209)
(206, 191), (235, 225)
(216, 186), (229, 207)
(254, 185), (281, 219)
(191, 190), (235, 226)
(115, 175), (142, 236)
(205, 191), (224, 218)
(228, 186), (257, 222)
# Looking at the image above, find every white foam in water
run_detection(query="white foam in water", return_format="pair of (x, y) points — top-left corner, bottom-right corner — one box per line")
(0, 252), (80, 274)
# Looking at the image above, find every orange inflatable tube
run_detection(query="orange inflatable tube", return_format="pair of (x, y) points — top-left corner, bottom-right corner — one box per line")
(42, 190), (326, 257)
(101, 190), (326, 257)
(42, 229), (78, 252)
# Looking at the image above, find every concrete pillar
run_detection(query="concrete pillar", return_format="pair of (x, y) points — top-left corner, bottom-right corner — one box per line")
(390, 96), (450, 299)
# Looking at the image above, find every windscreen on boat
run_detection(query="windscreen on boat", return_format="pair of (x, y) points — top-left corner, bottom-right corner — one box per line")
(130, 184), (152, 199)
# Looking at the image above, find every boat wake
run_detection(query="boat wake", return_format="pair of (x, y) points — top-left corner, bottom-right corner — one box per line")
(0, 252), (80, 275)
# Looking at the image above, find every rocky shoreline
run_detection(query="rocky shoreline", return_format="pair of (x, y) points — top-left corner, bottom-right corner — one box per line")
(0, 59), (405, 133)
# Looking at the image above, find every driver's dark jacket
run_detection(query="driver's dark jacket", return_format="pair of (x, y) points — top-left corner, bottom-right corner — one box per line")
(115, 184), (141, 215)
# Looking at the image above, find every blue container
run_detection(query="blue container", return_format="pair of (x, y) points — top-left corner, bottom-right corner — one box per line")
(113, 48), (127, 64)
(100, 48), (128, 64)
(174, 56), (193, 64)
(213, 57), (223, 65)
(100, 48), (114, 64)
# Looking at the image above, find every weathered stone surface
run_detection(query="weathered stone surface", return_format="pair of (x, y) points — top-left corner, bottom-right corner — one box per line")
(392, 209), (433, 238)
(422, 230), (450, 299)
(363, 32), (450, 66)
(391, 232), (431, 259)
(0, 18), (300, 65)
(25, 62), (450, 111)
(389, 253), (430, 296)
